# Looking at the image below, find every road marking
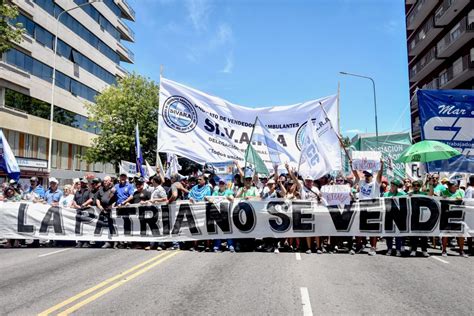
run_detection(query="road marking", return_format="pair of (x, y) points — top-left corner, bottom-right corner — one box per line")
(300, 287), (313, 316)
(57, 251), (179, 315)
(38, 248), (71, 258)
(431, 256), (449, 264)
(295, 253), (301, 261)
(38, 251), (172, 316)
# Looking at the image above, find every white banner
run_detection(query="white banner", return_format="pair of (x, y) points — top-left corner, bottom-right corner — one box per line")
(1, 198), (472, 241)
(158, 78), (341, 170)
(321, 185), (351, 206)
(352, 151), (382, 171)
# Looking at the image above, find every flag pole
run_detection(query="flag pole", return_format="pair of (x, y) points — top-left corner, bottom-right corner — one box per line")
(156, 65), (163, 171)
(243, 116), (259, 176)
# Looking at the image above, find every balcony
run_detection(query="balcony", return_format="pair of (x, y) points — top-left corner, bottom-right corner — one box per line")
(116, 63), (129, 78)
(117, 18), (135, 42)
(406, 0), (439, 30)
(439, 53), (474, 89)
(408, 16), (442, 56)
(409, 46), (443, 82)
(434, 0), (470, 26)
(117, 41), (134, 63)
(437, 15), (474, 58)
(116, 0), (135, 21)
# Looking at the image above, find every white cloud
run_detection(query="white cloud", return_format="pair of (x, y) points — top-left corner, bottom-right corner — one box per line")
(383, 20), (399, 33)
(185, 0), (212, 32)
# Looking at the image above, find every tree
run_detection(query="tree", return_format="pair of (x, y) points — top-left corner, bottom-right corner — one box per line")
(85, 73), (159, 169)
(0, 1), (24, 54)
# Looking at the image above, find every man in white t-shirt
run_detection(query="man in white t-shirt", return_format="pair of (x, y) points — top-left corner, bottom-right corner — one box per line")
(352, 159), (384, 256)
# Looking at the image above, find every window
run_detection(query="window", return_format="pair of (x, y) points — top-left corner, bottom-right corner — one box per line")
(35, 26), (54, 49)
(453, 57), (463, 75)
(450, 23), (461, 41)
(439, 69), (448, 85)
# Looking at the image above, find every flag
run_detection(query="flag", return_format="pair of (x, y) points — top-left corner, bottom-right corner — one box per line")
(166, 153), (182, 178)
(298, 117), (332, 180)
(145, 160), (155, 179)
(252, 118), (297, 165)
(156, 154), (166, 179)
(0, 129), (20, 181)
(135, 124), (145, 177)
(245, 144), (269, 176)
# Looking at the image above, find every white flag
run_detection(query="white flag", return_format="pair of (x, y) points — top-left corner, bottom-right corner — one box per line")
(166, 153), (182, 178)
(298, 117), (333, 180)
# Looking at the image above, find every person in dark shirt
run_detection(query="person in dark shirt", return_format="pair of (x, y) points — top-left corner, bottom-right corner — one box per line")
(72, 178), (92, 209)
(124, 177), (151, 205)
(97, 176), (118, 249)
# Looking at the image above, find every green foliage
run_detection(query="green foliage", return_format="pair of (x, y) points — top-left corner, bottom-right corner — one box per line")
(85, 73), (159, 169)
(0, 1), (24, 53)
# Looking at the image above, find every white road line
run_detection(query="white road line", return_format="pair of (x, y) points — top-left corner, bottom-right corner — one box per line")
(431, 256), (449, 264)
(295, 253), (301, 261)
(300, 287), (313, 316)
(38, 248), (72, 258)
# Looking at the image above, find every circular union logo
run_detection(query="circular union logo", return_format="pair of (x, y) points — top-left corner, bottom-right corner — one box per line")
(295, 119), (318, 151)
(162, 96), (198, 133)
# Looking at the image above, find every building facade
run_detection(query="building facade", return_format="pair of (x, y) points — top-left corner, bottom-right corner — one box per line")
(0, 0), (135, 184)
(405, 0), (473, 142)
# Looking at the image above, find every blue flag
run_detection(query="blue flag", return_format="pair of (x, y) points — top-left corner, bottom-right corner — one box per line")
(135, 124), (145, 177)
(0, 129), (20, 180)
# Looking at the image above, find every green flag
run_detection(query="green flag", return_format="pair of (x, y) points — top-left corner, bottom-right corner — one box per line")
(245, 144), (269, 175)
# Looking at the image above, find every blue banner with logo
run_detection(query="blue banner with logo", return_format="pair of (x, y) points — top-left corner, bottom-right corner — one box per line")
(417, 89), (473, 173)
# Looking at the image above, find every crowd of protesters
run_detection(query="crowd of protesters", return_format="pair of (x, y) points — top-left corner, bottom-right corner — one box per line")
(1, 160), (473, 257)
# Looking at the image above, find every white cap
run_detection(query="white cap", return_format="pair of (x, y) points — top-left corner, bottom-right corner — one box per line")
(9, 179), (16, 184)
(304, 175), (314, 181)
(73, 178), (80, 184)
(49, 177), (59, 183)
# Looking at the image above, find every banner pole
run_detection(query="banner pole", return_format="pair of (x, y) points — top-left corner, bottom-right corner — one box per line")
(156, 65), (164, 170)
(337, 82), (345, 173)
(244, 116), (259, 176)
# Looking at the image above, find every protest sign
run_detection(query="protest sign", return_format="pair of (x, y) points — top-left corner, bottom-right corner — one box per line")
(417, 89), (473, 173)
(351, 151), (381, 171)
(351, 132), (412, 179)
(1, 197), (472, 241)
(157, 78), (341, 171)
(321, 185), (351, 206)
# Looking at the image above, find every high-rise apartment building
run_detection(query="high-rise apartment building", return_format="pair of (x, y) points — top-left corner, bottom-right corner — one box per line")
(0, 0), (135, 183)
(405, 0), (473, 142)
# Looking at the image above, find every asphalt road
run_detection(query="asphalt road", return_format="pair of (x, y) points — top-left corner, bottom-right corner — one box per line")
(0, 243), (472, 316)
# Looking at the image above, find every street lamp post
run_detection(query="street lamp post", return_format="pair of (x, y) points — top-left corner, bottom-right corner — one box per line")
(339, 71), (379, 145)
(47, 0), (101, 174)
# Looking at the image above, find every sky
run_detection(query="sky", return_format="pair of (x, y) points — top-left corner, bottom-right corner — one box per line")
(124, 0), (411, 138)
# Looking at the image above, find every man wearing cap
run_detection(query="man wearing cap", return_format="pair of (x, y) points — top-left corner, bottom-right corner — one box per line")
(352, 159), (384, 256)
(440, 180), (468, 257)
(236, 174), (259, 200)
(23, 176), (45, 201)
(168, 174), (190, 203)
(43, 178), (63, 206)
(114, 173), (134, 206)
(407, 180), (432, 257)
(383, 179), (407, 257)
(123, 177), (151, 205)
(208, 179), (235, 252)
(72, 178), (93, 209)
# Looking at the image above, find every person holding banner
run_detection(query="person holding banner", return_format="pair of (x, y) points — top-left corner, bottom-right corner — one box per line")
(440, 180), (468, 258)
(188, 176), (212, 203)
(43, 177), (63, 206)
(96, 176), (118, 249)
(408, 180), (432, 257)
(114, 173), (134, 206)
(286, 163), (323, 254)
(236, 174), (259, 200)
(208, 178), (235, 252)
(383, 179), (407, 257)
(352, 159), (384, 256)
